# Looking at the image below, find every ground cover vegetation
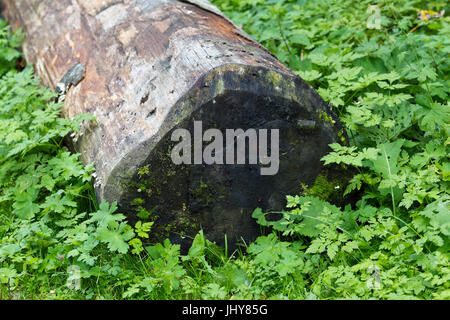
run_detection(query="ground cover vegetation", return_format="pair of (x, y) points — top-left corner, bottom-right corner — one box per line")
(0, 0), (448, 299)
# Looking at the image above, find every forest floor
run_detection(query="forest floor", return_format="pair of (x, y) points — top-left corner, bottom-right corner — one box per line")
(0, 0), (448, 299)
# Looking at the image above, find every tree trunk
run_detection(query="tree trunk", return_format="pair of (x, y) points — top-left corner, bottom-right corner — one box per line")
(1, 0), (345, 250)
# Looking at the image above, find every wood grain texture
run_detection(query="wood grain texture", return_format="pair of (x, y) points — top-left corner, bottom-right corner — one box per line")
(2, 0), (344, 249)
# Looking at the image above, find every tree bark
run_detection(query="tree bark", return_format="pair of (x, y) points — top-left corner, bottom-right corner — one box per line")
(1, 0), (345, 250)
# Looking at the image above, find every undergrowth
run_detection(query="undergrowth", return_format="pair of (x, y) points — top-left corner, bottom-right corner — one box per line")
(0, 0), (449, 300)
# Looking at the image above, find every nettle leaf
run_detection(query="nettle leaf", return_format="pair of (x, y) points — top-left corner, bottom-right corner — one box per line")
(259, 27), (279, 42)
(289, 32), (311, 47)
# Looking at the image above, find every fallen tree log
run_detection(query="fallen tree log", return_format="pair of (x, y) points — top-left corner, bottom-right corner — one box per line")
(2, 0), (346, 250)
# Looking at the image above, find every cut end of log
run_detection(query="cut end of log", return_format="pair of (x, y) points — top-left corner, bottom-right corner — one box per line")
(103, 64), (341, 250)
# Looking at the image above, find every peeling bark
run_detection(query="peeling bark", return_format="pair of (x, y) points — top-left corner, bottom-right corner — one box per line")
(2, 0), (345, 250)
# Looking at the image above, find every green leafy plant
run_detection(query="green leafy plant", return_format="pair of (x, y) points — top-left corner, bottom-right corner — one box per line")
(1, 0), (449, 300)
